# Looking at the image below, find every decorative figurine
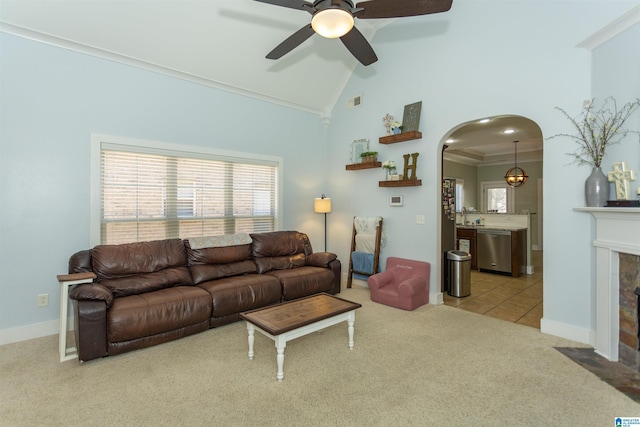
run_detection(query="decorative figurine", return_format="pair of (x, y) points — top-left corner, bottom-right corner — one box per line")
(382, 113), (394, 135)
(607, 161), (637, 200)
(402, 153), (419, 180)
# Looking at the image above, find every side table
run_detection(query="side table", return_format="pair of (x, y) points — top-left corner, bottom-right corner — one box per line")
(55, 272), (96, 362)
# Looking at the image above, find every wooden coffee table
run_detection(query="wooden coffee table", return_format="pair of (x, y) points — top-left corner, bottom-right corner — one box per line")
(239, 293), (362, 381)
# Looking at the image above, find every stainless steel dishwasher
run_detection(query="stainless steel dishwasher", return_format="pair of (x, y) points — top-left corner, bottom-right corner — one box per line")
(477, 229), (511, 273)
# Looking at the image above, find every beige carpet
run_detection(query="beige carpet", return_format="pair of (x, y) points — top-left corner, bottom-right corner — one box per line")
(2, 287), (639, 426)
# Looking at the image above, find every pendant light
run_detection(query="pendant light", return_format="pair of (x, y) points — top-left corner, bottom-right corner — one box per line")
(504, 140), (528, 187)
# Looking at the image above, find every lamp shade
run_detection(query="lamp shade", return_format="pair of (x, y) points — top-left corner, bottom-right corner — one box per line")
(311, 9), (354, 38)
(314, 196), (332, 213)
(504, 167), (528, 187)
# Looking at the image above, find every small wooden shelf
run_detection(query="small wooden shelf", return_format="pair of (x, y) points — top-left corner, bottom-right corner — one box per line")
(346, 162), (381, 170)
(378, 179), (422, 187)
(379, 131), (422, 144)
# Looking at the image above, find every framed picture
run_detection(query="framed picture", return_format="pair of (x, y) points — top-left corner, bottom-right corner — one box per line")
(402, 101), (422, 132)
(351, 139), (369, 164)
(389, 195), (403, 207)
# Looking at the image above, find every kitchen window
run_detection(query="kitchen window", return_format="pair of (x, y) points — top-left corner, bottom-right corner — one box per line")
(481, 181), (514, 213)
(91, 134), (281, 246)
(455, 179), (464, 212)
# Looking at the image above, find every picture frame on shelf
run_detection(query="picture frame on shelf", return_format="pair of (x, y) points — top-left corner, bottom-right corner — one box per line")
(402, 101), (422, 132)
(351, 139), (369, 164)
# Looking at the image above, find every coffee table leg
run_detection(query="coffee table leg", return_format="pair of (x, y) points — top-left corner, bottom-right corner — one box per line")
(247, 323), (255, 360)
(348, 312), (355, 350)
(275, 335), (287, 381)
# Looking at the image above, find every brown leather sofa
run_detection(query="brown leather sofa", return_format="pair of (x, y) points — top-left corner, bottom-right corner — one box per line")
(67, 231), (341, 362)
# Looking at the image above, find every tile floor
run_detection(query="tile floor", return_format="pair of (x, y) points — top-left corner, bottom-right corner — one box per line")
(444, 250), (543, 329)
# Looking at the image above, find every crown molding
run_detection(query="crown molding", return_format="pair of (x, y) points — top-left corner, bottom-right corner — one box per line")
(577, 4), (640, 50)
(0, 22), (326, 118)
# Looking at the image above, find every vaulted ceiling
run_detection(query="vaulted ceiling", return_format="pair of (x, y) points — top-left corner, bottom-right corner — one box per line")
(0, 0), (396, 116)
(0, 0), (544, 160)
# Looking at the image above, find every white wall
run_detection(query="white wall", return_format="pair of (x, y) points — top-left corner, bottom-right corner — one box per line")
(0, 34), (329, 340)
(325, 1), (640, 343)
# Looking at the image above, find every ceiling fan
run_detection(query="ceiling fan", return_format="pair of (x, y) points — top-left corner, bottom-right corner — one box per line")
(254, 0), (453, 66)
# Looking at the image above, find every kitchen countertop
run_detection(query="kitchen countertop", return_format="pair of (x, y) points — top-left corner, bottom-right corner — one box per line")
(456, 225), (527, 232)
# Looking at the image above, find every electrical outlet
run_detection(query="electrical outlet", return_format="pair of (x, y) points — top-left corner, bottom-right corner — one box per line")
(416, 215), (425, 225)
(37, 294), (49, 307)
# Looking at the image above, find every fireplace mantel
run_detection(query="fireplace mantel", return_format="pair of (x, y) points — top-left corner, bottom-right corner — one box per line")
(575, 207), (640, 361)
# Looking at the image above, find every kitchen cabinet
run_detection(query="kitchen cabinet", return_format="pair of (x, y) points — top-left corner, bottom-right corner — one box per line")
(456, 227), (477, 270)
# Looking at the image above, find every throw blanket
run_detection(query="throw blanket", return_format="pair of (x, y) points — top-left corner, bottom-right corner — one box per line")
(188, 233), (252, 250)
(352, 251), (374, 280)
(353, 216), (385, 249)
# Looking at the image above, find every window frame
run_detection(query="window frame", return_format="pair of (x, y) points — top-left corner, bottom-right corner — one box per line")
(90, 134), (283, 247)
(480, 180), (515, 213)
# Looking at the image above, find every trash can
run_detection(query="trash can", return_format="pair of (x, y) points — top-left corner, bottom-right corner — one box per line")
(447, 250), (471, 297)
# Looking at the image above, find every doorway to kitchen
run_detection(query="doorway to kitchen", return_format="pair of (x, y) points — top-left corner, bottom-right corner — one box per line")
(440, 115), (544, 329)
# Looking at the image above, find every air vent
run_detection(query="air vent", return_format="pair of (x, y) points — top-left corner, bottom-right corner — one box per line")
(347, 95), (362, 109)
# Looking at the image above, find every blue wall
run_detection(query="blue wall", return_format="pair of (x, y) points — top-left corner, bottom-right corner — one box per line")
(324, 2), (640, 343)
(0, 34), (329, 336)
(1, 1), (639, 346)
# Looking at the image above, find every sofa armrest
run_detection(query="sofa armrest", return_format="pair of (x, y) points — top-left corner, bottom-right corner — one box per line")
(69, 283), (114, 308)
(74, 300), (108, 361)
(327, 258), (342, 294)
(306, 252), (337, 268)
(398, 276), (423, 297)
(367, 269), (395, 291)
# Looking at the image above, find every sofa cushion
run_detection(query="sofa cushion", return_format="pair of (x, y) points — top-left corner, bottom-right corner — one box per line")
(251, 231), (313, 257)
(268, 266), (335, 301)
(251, 231), (312, 273)
(99, 267), (193, 298)
(92, 239), (192, 297)
(198, 274), (282, 318)
(186, 242), (256, 284)
(254, 253), (306, 274)
(306, 252), (338, 268)
(107, 286), (212, 343)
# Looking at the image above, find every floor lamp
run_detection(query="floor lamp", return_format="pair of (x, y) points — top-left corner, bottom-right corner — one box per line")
(314, 194), (332, 252)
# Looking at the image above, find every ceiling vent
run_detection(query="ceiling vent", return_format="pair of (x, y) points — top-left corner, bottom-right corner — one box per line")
(347, 95), (362, 109)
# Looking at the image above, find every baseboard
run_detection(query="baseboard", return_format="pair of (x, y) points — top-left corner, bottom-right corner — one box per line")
(431, 291), (444, 305)
(0, 317), (71, 346)
(540, 317), (594, 346)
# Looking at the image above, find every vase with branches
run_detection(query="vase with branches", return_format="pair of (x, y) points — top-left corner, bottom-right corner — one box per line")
(550, 97), (640, 206)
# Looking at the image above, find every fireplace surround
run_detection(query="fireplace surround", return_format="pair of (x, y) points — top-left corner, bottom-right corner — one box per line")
(576, 207), (640, 366)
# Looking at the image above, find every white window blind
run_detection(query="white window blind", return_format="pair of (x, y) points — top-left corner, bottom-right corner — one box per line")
(99, 142), (279, 245)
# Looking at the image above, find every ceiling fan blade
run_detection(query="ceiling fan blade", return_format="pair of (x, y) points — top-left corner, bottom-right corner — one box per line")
(355, 0), (453, 19)
(266, 24), (316, 59)
(253, 0), (314, 11)
(340, 26), (378, 66)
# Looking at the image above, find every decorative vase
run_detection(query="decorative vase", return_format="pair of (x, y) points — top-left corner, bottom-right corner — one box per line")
(392, 127), (401, 135)
(585, 167), (609, 207)
(386, 169), (396, 180)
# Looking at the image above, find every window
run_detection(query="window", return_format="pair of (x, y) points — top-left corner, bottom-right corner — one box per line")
(481, 181), (514, 213)
(91, 135), (281, 246)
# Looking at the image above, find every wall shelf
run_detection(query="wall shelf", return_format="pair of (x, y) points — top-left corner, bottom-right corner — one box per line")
(378, 179), (422, 187)
(379, 131), (422, 144)
(346, 162), (381, 170)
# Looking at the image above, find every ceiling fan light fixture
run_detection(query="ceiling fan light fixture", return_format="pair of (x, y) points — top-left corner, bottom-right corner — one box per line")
(311, 8), (354, 38)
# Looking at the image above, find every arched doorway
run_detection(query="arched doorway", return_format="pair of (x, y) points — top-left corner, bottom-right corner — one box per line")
(439, 115), (544, 328)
